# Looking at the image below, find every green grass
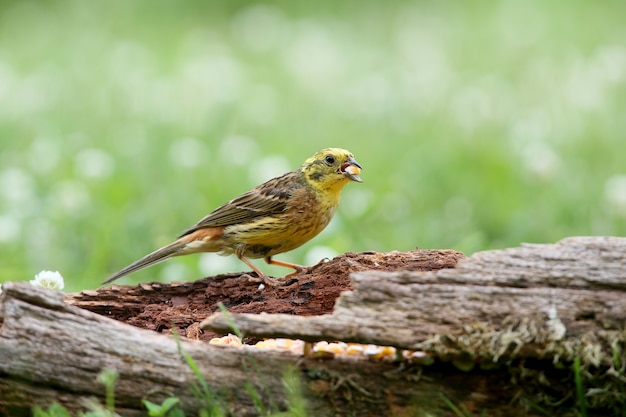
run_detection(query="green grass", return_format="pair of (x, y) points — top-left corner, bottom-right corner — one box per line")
(1, 0), (626, 291)
(574, 357), (589, 417)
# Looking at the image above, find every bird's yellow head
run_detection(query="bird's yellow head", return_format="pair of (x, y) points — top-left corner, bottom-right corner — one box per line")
(300, 148), (362, 194)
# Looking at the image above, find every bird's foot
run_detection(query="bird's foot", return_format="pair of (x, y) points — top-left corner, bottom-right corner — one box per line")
(243, 273), (285, 287)
(285, 264), (308, 278)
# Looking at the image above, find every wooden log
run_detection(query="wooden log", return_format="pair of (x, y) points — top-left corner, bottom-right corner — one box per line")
(202, 237), (626, 363)
(63, 249), (464, 342)
(1, 282), (518, 417)
(2, 237), (625, 416)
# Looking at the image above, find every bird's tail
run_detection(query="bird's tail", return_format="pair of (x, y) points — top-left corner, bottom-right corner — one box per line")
(101, 240), (187, 286)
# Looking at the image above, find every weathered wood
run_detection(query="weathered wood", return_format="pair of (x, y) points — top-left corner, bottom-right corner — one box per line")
(2, 237), (625, 416)
(0, 282), (305, 415)
(1, 282), (520, 417)
(62, 249), (464, 342)
(202, 237), (626, 363)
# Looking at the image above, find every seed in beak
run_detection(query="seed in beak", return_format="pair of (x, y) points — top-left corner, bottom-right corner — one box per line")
(341, 163), (362, 182)
(344, 164), (360, 176)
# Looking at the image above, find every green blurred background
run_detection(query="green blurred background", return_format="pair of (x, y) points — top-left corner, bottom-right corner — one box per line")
(1, 0), (625, 291)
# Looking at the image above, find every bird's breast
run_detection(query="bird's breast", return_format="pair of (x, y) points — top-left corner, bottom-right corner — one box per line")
(222, 188), (340, 258)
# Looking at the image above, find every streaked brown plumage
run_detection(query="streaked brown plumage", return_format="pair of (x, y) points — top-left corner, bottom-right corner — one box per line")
(102, 148), (362, 286)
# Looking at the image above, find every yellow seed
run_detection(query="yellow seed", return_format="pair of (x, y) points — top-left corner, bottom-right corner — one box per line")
(314, 341), (329, 352)
(255, 340), (271, 349)
(326, 342), (347, 355)
(276, 338), (294, 350)
(345, 164), (361, 176)
(346, 344), (364, 355)
(364, 344), (381, 356)
(209, 334), (242, 347)
(376, 346), (396, 360)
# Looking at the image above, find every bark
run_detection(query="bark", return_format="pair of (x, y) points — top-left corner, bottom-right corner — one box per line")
(0, 281), (515, 417)
(64, 249), (464, 342)
(203, 237), (626, 355)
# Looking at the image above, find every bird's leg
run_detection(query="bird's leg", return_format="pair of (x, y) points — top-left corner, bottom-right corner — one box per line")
(237, 254), (282, 286)
(264, 256), (307, 277)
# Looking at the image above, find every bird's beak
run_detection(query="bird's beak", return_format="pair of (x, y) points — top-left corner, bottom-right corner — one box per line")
(340, 157), (363, 183)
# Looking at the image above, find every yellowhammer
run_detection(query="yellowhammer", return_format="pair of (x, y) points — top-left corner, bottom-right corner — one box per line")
(102, 148), (362, 286)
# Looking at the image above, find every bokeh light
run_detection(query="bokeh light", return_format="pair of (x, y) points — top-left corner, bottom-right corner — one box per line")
(1, 0), (625, 290)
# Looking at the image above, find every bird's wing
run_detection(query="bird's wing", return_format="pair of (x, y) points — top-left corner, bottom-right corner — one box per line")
(177, 170), (302, 237)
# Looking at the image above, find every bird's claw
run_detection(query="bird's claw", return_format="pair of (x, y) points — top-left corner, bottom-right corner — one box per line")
(285, 265), (308, 278)
(243, 273), (285, 287)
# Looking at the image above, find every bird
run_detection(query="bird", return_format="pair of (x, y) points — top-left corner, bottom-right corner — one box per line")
(102, 148), (362, 286)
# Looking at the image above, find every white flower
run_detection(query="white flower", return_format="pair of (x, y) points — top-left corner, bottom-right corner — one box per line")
(30, 270), (65, 291)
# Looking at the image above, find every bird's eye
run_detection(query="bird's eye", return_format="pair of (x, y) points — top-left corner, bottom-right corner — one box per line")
(324, 155), (336, 165)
